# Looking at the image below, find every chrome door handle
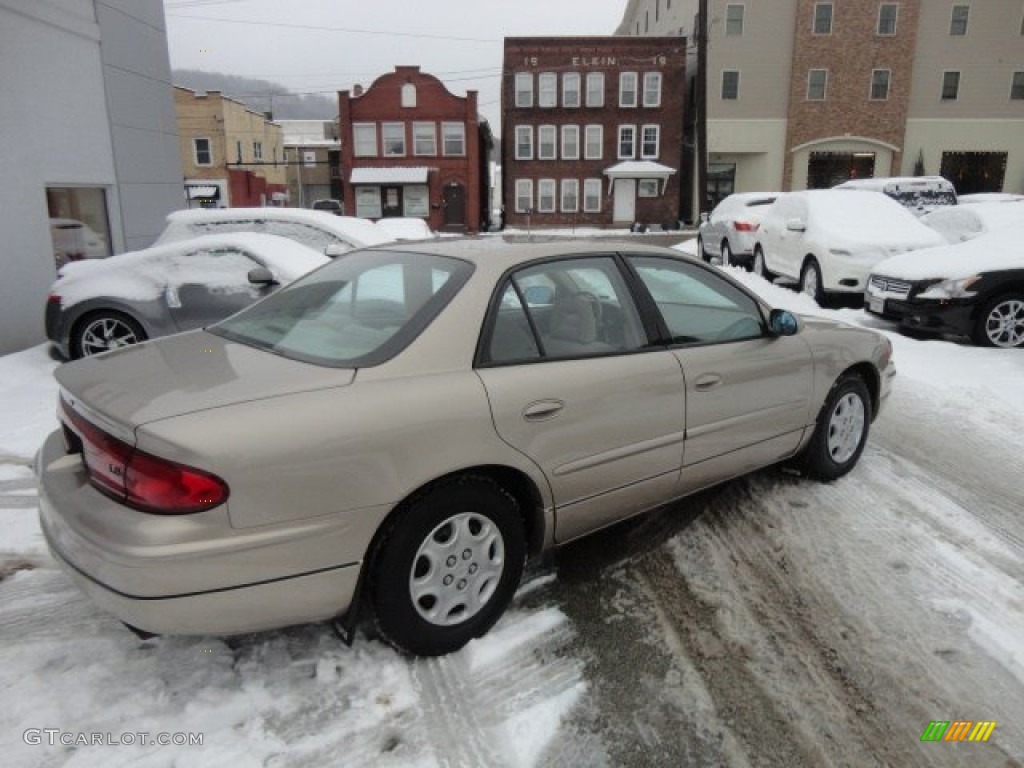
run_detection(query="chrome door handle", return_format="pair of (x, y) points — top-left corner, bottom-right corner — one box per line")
(522, 399), (564, 421)
(694, 374), (722, 391)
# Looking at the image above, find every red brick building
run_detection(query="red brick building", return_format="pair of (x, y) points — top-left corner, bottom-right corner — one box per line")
(502, 37), (686, 229)
(338, 66), (492, 233)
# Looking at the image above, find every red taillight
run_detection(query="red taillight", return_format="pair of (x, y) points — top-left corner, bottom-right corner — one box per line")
(733, 220), (758, 232)
(61, 399), (228, 515)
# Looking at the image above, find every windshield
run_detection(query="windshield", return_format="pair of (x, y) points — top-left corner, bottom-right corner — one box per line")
(211, 250), (472, 367)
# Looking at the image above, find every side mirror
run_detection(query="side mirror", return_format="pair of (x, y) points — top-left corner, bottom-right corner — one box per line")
(248, 267), (277, 286)
(786, 218), (806, 232)
(324, 243), (350, 258)
(768, 309), (799, 336)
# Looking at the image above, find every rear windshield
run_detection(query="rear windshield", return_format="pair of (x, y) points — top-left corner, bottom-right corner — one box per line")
(210, 250), (472, 367)
(886, 186), (957, 209)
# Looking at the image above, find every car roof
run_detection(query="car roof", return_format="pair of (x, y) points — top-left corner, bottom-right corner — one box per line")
(163, 207), (390, 246)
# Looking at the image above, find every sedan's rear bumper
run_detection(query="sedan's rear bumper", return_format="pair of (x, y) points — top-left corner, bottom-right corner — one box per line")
(35, 429), (367, 636)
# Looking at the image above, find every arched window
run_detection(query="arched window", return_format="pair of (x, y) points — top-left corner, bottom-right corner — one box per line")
(401, 83), (417, 107)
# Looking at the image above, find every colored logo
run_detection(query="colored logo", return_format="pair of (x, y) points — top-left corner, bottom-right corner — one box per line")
(921, 721), (996, 742)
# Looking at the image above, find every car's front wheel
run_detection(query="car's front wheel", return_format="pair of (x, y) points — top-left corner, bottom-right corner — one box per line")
(697, 236), (710, 262)
(802, 373), (871, 481)
(370, 476), (525, 656)
(71, 311), (147, 359)
(801, 257), (825, 306)
(973, 294), (1024, 348)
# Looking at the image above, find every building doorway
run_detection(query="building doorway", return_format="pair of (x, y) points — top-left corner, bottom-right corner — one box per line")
(612, 179), (636, 222)
(381, 186), (403, 218)
(442, 182), (466, 228)
(707, 163), (736, 208)
(940, 151), (1008, 195)
(807, 152), (876, 189)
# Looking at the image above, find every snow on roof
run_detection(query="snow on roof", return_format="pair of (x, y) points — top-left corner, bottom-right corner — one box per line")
(922, 202), (1024, 243)
(350, 167), (431, 184)
(603, 161), (676, 177)
(872, 220), (1024, 280)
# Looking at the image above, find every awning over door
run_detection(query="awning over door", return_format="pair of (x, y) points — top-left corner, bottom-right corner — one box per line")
(603, 161), (676, 194)
(185, 185), (220, 199)
(350, 167), (430, 185)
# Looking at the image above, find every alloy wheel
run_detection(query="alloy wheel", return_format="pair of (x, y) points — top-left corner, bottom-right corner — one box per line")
(79, 316), (142, 356)
(983, 298), (1024, 348)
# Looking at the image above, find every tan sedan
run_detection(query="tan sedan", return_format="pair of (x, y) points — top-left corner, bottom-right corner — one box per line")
(36, 239), (895, 656)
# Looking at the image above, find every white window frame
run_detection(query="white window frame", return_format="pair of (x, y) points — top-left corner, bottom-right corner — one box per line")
(353, 123), (377, 157)
(563, 73), (581, 108)
(515, 179), (534, 213)
(538, 72), (557, 108)
(584, 125), (604, 160)
(561, 125), (580, 160)
(583, 178), (602, 212)
(560, 179), (579, 213)
(643, 72), (663, 107)
(381, 123), (406, 157)
(401, 83), (417, 108)
(515, 125), (534, 160)
(537, 125), (557, 160)
(537, 179), (556, 213)
(721, 70), (740, 100)
(515, 73), (533, 107)
(619, 72), (638, 107)
(442, 122), (466, 156)
(725, 3), (745, 35)
(813, 2), (833, 35)
(618, 125), (637, 159)
(869, 69), (891, 100)
(950, 4), (969, 36)
(253, 141), (262, 161)
(413, 122), (437, 156)
(193, 137), (212, 166)
(877, 3), (898, 35)
(586, 72), (605, 107)
(641, 124), (660, 159)
(807, 69), (828, 100)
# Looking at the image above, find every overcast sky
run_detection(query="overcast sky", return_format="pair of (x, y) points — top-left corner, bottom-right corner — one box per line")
(164, 0), (628, 131)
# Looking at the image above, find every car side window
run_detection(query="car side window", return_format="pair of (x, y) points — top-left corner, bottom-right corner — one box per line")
(177, 247), (262, 285)
(482, 256), (647, 364)
(263, 222), (343, 250)
(629, 256), (766, 344)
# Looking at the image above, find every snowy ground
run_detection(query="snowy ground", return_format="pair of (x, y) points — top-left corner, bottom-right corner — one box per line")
(1, 237), (1022, 766)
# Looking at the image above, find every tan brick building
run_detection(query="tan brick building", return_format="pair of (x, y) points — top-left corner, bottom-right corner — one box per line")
(174, 86), (288, 208)
(617, 0), (1024, 219)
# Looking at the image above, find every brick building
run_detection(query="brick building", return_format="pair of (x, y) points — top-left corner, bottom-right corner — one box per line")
(617, 0), (1024, 219)
(278, 120), (343, 210)
(502, 37), (687, 230)
(338, 66), (492, 233)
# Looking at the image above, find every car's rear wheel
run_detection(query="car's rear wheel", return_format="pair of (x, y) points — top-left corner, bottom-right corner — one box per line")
(753, 246), (774, 280)
(802, 373), (871, 481)
(71, 311), (146, 359)
(697, 236), (710, 263)
(370, 476), (525, 656)
(801, 257), (825, 306)
(721, 240), (732, 267)
(973, 294), (1024, 348)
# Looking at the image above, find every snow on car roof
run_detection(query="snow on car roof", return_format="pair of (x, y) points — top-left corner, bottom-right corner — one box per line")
(922, 202), (1024, 242)
(162, 208), (391, 247)
(374, 218), (435, 241)
(873, 220), (1024, 280)
(835, 176), (953, 191)
(800, 190), (943, 243)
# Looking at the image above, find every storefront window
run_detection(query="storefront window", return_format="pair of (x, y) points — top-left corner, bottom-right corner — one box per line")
(404, 185), (429, 217)
(46, 186), (111, 268)
(355, 186), (382, 218)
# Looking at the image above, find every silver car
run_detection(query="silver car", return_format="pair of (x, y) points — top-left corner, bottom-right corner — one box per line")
(37, 240), (895, 656)
(697, 192), (779, 269)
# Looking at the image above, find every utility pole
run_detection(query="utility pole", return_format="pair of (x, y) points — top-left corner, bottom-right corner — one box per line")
(696, 0), (709, 221)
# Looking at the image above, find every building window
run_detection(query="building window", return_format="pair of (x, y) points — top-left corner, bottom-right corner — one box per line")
(807, 69), (828, 100)
(583, 179), (602, 212)
(515, 73), (533, 107)
(354, 187), (382, 218)
(941, 151), (1008, 195)
(1011, 71), (1024, 99)
(638, 179), (659, 197)
(950, 5), (969, 35)
(560, 179), (579, 212)
(562, 125), (580, 160)
(537, 179), (556, 212)
(538, 125), (557, 160)
(563, 73), (581, 108)
(643, 72), (662, 107)
(870, 69), (891, 100)
(539, 73), (557, 107)
(877, 3), (898, 35)
(941, 70), (961, 100)
(515, 125), (534, 160)
(618, 125), (637, 158)
(515, 179), (533, 212)
(413, 122), (436, 156)
(382, 123), (405, 156)
(303, 150), (316, 167)
(404, 185), (429, 217)
(46, 186), (112, 266)
(586, 73), (605, 107)
(620, 72), (638, 107)
(584, 125), (603, 159)
(442, 122), (466, 156)
(813, 3), (833, 34)
(253, 141), (263, 161)
(721, 70), (740, 100)
(235, 140), (243, 164)
(193, 137), (212, 166)
(353, 123), (377, 157)
(641, 125), (660, 159)
(401, 83), (417, 108)
(725, 4), (745, 35)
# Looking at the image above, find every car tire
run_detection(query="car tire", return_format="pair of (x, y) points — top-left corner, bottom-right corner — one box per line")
(370, 475), (525, 656)
(802, 373), (872, 481)
(721, 240), (732, 268)
(753, 246), (774, 281)
(801, 257), (826, 306)
(71, 311), (147, 359)
(972, 294), (1024, 348)
(697, 236), (710, 263)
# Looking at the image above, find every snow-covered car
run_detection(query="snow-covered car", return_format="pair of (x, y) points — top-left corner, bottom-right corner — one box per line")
(697, 192), (780, 269)
(374, 217), (436, 241)
(921, 201), (1024, 244)
(865, 221), (1024, 348)
(45, 233), (328, 359)
(153, 208), (390, 256)
(834, 176), (957, 216)
(753, 190), (946, 305)
(49, 218), (108, 268)
(36, 239), (895, 656)
(957, 193), (1024, 204)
